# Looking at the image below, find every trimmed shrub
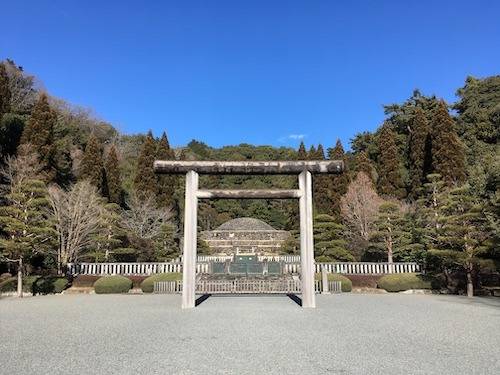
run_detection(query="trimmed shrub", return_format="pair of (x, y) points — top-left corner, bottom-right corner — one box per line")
(315, 273), (352, 292)
(94, 275), (132, 294)
(33, 277), (69, 295)
(141, 273), (182, 293)
(0, 275), (41, 293)
(377, 273), (436, 292)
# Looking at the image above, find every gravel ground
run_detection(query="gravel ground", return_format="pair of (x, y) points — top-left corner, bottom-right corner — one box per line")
(1, 294), (499, 375)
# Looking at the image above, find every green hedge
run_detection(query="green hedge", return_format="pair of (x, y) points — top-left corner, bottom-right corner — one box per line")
(94, 275), (132, 294)
(377, 273), (435, 292)
(33, 277), (69, 295)
(141, 273), (182, 293)
(0, 276), (41, 293)
(315, 273), (352, 292)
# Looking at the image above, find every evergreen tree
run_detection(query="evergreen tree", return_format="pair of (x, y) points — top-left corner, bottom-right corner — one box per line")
(307, 145), (317, 160)
(154, 223), (179, 260)
(80, 133), (104, 191)
(104, 145), (122, 204)
(313, 214), (354, 262)
(377, 124), (404, 198)
(86, 203), (123, 262)
(327, 139), (349, 217)
(353, 151), (376, 182)
(409, 107), (432, 198)
(429, 185), (491, 297)
(0, 179), (56, 268)
(432, 101), (466, 185)
(156, 131), (176, 208)
(313, 144), (331, 214)
(369, 201), (412, 263)
(134, 131), (158, 197)
(297, 141), (307, 159)
(20, 93), (57, 180)
(0, 62), (11, 117)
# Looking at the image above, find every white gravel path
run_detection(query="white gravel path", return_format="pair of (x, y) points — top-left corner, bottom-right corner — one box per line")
(1, 294), (499, 375)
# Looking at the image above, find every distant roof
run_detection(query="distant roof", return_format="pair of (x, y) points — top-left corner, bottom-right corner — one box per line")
(215, 217), (276, 231)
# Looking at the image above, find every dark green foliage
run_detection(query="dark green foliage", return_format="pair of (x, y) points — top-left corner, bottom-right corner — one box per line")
(154, 223), (179, 260)
(0, 113), (24, 157)
(377, 273), (435, 292)
(313, 144), (331, 214)
(377, 125), (404, 197)
(80, 133), (104, 190)
(314, 214), (354, 261)
(327, 139), (349, 217)
(19, 93), (57, 181)
(0, 179), (56, 263)
(32, 276), (69, 294)
(140, 272), (182, 293)
(105, 145), (122, 204)
(94, 275), (132, 294)
(134, 131), (157, 197)
(0, 62), (11, 116)
(353, 151), (376, 182)
(0, 275), (40, 293)
(314, 273), (352, 292)
(297, 141), (307, 159)
(156, 132), (176, 208)
(409, 108), (432, 198)
(307, 145), (316, 160)
(431, 101), (466, 186)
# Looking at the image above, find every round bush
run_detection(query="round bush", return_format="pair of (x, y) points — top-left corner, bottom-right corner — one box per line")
(377, 273), (433, 292)
(315, 273), (352, 292)
(33, 277), (69, 295)
(141, 273), (182, 293)
(94, 275), (132, 294)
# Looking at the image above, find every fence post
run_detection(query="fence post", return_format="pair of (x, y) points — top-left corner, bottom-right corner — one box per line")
(321, 266), (330, 294)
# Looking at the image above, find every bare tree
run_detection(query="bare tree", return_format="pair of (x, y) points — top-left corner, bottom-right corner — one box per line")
(4, 59), (39, 114)
(340, 172), (382, 241)
(1, 144), (44, 194)
(122, 192), (174, 239)
(48, 181), (105, 273)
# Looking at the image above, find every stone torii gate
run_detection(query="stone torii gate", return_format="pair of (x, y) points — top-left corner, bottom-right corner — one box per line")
(154, 160), (343, 309)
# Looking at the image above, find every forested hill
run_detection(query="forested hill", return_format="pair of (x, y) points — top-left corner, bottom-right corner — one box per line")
(0, 59), (499, 295)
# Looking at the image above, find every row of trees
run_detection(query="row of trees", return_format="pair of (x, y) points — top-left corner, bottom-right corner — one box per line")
(0, 59), (498, 296)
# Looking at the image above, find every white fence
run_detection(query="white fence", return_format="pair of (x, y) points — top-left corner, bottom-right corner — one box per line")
(153, 280), (342, 294)
(67, 261), (420, 276)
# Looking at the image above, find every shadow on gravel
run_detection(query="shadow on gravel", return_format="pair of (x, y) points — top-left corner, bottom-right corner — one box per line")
(195, 294), (211, 306)
(287, 293), (302, 306)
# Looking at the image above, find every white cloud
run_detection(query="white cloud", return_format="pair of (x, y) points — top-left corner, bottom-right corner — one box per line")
(288, 134), (306, 140)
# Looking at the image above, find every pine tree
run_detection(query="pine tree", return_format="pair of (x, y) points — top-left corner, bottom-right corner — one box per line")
(369, 201), (412, 263)
(80, 133), (104, 191)
(0, 179), (56, 267)
(353, 151), (376, 182)
(432, 101), (466, 186)
(20, 93), (57, 180)
(156, 131), (176, 208)
(105, 145), (122, 204)
(154, 223), (179, 260)
(307, 145), (317, 160)
(313, 144), (331, 214)
(328, 139), (349, 217)
(313, 214), (354, 262)
(429, 185), (491, 297)
(377, 125), (404, 198)
(409, 107), (432, 198)
(134, 131), (158, 197)
(0, 62), (11, 117)
(86, 203), (123, 262)
(297, 141), (307, 159)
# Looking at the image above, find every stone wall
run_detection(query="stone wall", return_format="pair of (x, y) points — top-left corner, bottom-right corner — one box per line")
(200, 230), (290, 254)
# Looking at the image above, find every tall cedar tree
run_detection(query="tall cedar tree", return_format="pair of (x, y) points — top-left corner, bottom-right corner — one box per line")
(80, 133), (104, 191)
(327, 139), (349, 217)
(297, 141), (307, 159)
(0, 62), (11, 116)
(20, 93), (57, 181)
(313, 144), (331, 214)
(134, 131), (158, 197)
(156, 132), (176, 208)
(307, 145), (317, 160)
(353, 151), (375, 182)
(432, 101), (467, 186)
(105, 145), (122, 204)
(377, 125), (404, 198)
(409, 107), (432, 198)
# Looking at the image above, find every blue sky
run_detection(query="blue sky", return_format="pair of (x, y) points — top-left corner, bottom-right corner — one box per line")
(1, 1), (499, 150)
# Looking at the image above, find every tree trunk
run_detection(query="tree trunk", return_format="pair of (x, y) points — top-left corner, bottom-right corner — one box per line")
(466, 269), (474, 298)
(17, 257), (23, 298)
